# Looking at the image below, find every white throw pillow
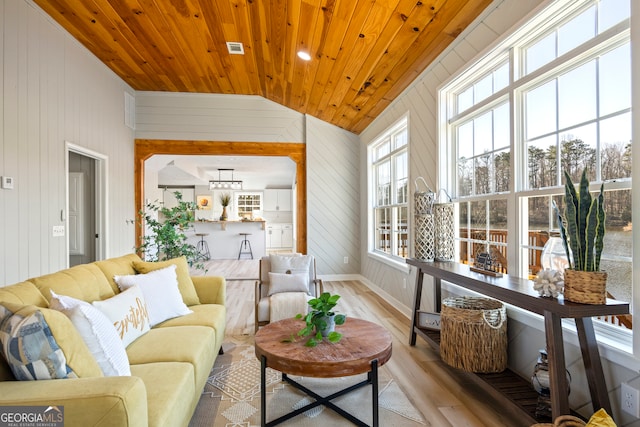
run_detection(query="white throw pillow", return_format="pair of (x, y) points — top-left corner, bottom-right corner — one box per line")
(92, 286), (150, 347)
(267, 272), (309, 296)
(114, 264), (192, 327)
(270, 254), (312, 275)
(50, 291), (131, 376)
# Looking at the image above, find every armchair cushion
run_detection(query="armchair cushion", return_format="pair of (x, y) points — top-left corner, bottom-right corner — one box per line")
(270, 254), (312, 275)
(267, 272), (308, 296)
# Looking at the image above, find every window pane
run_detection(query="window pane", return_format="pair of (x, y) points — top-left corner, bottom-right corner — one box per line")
(526, 81), (557, 139)
(377, 160), (390, 205)
(560, 124), (597, 181)
(527, 135), (558, 189)
(375, 208), (391, 253)
(397, 206), (409, 257)
(494, 103), (510, 150)
(474, 74), (493, 105)
(558, 62), (596, 129)
(601, 189), (632, 306)
(375, 141), (390, 160)
(474, 154), (492, 195)
(394, 130), (407, 149)
(458, 202), (471, 264)
(598, 0), (630, 33)
(395, 152), (408, 203)
(458, 121), (473, 159)
(600, 113), (632, 180)
(458, 158), (473, 197)
(600, 44), (631, 116)
(494, 63), (509, 92)
(474, 111), (493, 155)
(526, 33), (555, 74)
(458, 86), (473, 113)
(558, 6), (595, 56)
(494, 150), (510, 192)
(489, 199), (508, 271)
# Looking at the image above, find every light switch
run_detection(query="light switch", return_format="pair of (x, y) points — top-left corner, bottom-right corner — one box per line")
(52, 226), (65, 237)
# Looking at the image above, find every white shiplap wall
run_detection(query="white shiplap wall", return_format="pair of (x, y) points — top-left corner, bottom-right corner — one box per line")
(306, 115), (360, 275)
(0, 0), (135, 286)
(360, 0), (640, 423)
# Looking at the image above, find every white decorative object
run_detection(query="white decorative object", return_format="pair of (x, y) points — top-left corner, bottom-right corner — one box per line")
(534, 269), (564, 298)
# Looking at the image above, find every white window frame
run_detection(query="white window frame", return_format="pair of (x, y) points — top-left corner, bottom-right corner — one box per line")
(367, 115), (409, 269)
(438, 0), (634, 353)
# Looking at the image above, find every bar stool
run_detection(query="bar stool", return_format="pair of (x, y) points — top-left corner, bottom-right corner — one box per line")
(195, 233), (211, 261)
(238, 233), (253, 260)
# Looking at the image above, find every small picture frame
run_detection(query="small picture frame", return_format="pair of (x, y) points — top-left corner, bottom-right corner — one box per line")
(197, 195), (212, 210)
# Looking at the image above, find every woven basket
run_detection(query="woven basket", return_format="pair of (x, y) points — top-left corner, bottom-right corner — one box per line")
(530, 414), (586, 427)
(564, 269), (607, 305)
(440, 296), (507, 373)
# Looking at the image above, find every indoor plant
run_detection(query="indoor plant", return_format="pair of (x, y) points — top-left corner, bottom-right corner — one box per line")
(135, 191), (204, 271)
(293, 292), (347, 347)
(553, 168), (606, 304)
(219, 192), (231, 221)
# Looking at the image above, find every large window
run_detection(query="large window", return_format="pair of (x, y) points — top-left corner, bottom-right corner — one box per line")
(369, 117), (409, 261)
(441, 0), (632, 337)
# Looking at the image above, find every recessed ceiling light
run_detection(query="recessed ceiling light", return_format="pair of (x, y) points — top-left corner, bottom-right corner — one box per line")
(297, 51), (311, 61)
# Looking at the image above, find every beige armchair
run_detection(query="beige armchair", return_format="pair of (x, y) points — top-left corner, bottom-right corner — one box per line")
(254, 254), (323, 332)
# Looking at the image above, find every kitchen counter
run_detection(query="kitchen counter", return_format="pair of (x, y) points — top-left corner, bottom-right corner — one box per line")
(191, 220), (266, 260)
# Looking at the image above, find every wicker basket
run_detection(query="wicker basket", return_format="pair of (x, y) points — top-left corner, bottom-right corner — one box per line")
(530, 414), (586, 427)
(564, 269), (607, 305)
(440, 296), (507, 373)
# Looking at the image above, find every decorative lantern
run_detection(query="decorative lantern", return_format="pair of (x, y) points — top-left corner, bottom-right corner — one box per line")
(413, 177), (436, 261)
(434, 189), (455, 261)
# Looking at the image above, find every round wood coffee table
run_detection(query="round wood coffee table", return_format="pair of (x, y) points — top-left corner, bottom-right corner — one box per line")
(255, 317), (392, 427)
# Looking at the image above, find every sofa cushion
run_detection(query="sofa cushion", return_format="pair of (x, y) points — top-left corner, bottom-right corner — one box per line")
(0, 282), (49, 308)
(29, 263), (115, 304)
(130, 362), (196, 427)
(93, 286), (151, 347)
(155, 304), (226, 351)
(133, 256), (201, 306)
(49, 291), (131, 377)
(0, 303), (103, 380)
(115, 265), (192, 327)
(126, 326), (216, 392)
(94, 253), (143, 295)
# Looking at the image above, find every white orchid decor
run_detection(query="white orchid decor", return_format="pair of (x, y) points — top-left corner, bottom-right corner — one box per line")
(534, 269), (564, 298)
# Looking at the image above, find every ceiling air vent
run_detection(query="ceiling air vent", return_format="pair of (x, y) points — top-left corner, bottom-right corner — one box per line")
(226, 42), (244, 55)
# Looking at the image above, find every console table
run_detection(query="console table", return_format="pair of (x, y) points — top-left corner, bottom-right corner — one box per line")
(407, 258), (629, 422)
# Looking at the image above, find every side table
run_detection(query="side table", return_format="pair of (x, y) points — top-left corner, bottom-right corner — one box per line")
(254, 317), (392, 427)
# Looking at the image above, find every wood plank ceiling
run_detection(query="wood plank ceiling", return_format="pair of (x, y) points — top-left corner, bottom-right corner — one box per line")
(34, 0), (492, 134)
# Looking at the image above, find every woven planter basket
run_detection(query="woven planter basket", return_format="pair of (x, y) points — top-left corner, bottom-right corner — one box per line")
(563, 269), (607, 305)
(440, 296), (507, 373)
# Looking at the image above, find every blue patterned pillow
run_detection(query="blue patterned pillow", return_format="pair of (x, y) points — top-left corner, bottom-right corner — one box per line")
(0, 303), (103, 380)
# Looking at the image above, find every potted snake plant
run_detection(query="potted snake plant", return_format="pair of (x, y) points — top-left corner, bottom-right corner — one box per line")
(552, 168), (607, 304)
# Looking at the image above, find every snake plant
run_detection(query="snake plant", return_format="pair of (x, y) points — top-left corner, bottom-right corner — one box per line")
(552, 169), (605, 271)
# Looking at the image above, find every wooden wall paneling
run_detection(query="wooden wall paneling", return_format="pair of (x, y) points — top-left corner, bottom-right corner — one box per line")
(134, 140), (307, 255)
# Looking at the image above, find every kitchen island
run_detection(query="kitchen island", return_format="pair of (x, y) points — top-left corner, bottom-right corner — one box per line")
(190, 220), (266, 260)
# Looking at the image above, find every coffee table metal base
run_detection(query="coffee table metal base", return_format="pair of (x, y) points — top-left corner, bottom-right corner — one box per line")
(260, 355), (379, 427)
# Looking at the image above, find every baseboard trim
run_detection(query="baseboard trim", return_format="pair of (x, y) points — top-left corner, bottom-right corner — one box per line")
(320, 273), (412, 320)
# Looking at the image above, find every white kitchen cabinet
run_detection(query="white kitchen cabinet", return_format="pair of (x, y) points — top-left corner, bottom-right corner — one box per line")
(264, 189), (292, 211)
(266, 223), (293, 248)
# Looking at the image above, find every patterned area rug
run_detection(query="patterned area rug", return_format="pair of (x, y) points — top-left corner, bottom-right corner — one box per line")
(189, 335), (426, 427)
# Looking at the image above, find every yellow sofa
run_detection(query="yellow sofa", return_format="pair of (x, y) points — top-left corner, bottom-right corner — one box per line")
(0, 253), (226, 427)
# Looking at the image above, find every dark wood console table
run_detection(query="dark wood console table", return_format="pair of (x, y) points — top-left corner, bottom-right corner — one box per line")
(407, 258), (629, 422)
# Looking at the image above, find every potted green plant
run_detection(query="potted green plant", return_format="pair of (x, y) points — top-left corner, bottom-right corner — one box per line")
(290, 292), (347, 347)
(135, 191), (204, 271)
(552, 168), (606, 304)
(219, 192), (231, 221)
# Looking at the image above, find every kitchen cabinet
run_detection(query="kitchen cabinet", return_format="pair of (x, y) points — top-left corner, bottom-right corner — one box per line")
(266, 223), (293, 248)
(264, 189), (292, 211)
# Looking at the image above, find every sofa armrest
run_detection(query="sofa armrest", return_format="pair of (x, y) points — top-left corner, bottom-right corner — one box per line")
(0, 376), (148, 427)
(192, 276), (226, 305)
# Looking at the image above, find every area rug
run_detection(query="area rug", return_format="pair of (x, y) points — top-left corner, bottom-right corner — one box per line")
(189, 335), (426, 427)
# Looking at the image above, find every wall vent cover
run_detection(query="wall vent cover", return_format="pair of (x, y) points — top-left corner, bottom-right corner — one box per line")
(226, 42), (244, 55)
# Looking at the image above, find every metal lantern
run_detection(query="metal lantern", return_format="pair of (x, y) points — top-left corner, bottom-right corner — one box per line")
(413, 177), (436, 261)
(434, 189), (455, 262)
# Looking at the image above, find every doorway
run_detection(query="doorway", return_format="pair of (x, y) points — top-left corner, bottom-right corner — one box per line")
(66, 143), (107, 266)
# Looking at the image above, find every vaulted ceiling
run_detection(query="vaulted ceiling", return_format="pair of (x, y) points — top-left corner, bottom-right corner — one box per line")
(34, 0), (492, 134)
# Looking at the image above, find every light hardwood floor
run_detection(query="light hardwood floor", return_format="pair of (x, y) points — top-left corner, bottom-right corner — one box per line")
(203, 259), (526, 427)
